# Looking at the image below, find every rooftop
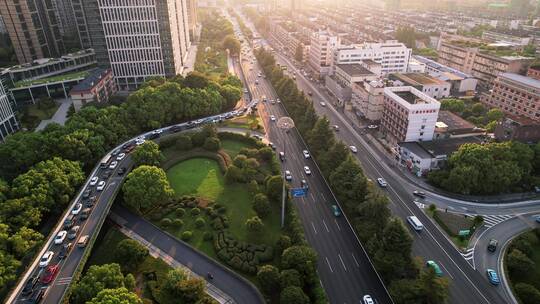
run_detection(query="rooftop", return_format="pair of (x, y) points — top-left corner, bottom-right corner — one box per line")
(398, 141), (433, 159)
(419, 137), (484, 156)
(13, 70), (89, 88)
(70, 68), (112, 93)
(500, 73), (540, 90)
(336, 64), (374, 77)
(391, 73), (446, 86)
(437, 110), (483, 134)
(385, 86), (439, 106)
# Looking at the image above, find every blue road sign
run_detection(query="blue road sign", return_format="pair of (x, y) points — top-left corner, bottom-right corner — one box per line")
(291, 188), (307, 197)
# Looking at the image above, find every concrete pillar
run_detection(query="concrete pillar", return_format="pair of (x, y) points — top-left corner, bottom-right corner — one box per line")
(45, 85), (51, 97)
(28, 88), (35, 103)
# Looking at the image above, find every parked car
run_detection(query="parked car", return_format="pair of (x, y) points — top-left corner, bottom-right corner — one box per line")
(304, 166), (311, 175)
(89, 176), (98, 186)
(413, 190), (426, 198)
(40, 265), (59, 284)
(68, 226), (80, 240)
(302, 150), (311, 159)
(96, 181), (106, 191)
(71, 203), (82, 215)
(487, 269), (500, 285)
(377, 178), (388, 187)
(39, 251), (54, 267)
(285, 170), (292, 181)
(332, 205), (341, 217)
(54, 231), (67, 245)
(58, 243), (72, 260)
(350, 146), (358, 153)
(426, 260), (443, 276)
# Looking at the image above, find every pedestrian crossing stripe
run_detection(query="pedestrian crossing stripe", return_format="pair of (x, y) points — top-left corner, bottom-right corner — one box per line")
(481, 215), (514, 228)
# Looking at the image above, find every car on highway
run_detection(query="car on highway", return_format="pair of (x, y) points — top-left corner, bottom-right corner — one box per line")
(82, 189), (91, 199)
(109, 161), (118, 169)
(332, 205), (341, 217)
(362, 295), (374, 304)
(28, 286), (47, 303)
(320, 101), (326, 107)
(279, 152), (285, 162)
(350, 146), (357, 153)
(270, 115), (276, 121)
(71, 203), (83, 215)
(301, 179), (308, 189)
(40, 264), (59, 284)
(81, 208), (91, 220)
(332, 125), (339, 131)
(84, 195), (97, 208)
(268, 142), (276, 150)
(377, 178), (388, 187)
(535, 215), (540, 223)
(304, 166), (311, 175)
(487, 239), (498, 252)
(252, 134), (263, 141)
(111, 149), (121, 156)
(302, 150), (311, 159)
(21, 276), (39, 296)
(96, 181), (106, 191)
(78, 235), (90, 248)
(487, 269), (500, 285)
(307, 91), (313, 96)
(426, 260), (443, 276)
(285, 170), (292, 181)
(135, 138), (145, 146)
(39, 251), (54, 267)
(102, 169), (112, 180)
(118, 167), (127, 176)
(413, 190), (426, 198)
(68, 226), (80, 240)
(58, 243), (72, 260)
(367, 125), (378, 129)
(89, 176), (98, 186)
(54, 231), (67, 245)
(116, 153), (126, 161)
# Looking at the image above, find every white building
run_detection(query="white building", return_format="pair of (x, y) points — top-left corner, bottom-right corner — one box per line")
(381, 86), (440, 144)
(0, 79), (18, 141)
(325, 64), (377, 104)
(308, 30), (340, 78)
(413, 55), (477, 94)
(99, 0), (191, 91)
(333, 40), (411, 75)
(389, 73), (451, 99)
(351, 79), (385, 121)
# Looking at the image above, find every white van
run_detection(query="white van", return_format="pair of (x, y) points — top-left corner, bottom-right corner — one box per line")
(407, 216), (423, 231)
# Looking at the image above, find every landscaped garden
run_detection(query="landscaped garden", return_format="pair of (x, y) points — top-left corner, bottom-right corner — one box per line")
(505, 228), (540, 304)
(17, 97), (59, 130)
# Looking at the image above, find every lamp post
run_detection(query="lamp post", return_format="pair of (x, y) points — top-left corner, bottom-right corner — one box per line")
(276, 116), (294, 227)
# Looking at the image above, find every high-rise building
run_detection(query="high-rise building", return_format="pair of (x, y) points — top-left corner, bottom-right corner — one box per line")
(73, 0), (191, 91)
(308, 30), (340, 78)
(53, 0), (77, 37)
(0, 78), (18, 141)
(186, 0), (198, 39)
(0, 0), (65, 64)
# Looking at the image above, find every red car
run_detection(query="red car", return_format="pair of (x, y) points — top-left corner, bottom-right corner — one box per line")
(40, 264), (59, 284)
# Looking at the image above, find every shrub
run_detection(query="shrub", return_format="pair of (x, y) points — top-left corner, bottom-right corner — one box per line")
(195, 217), (206, 227)
(253, 193), (271, 218)
(181, 231), (193, 241)
(173, 219), (184, 228)
(161, 218), (172, 227)
(191, 207), (201, 216)
(159, 137), (177, 149)
(175, 135), (193, 151)
(246, 216), (264, 232)
(515, 283), (540, 304)
(203, 232), (213, 241)
(203, 137), (221, 151)
(176, 208), (186, 217)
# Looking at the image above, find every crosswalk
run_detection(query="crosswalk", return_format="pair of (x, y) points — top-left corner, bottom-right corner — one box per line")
(481, 214), (514, 228)
(56, 276), (72, 286)
(462, 247), (474, 261)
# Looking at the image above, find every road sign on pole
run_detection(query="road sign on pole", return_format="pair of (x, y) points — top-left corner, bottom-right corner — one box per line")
(291, 188), (307, 197)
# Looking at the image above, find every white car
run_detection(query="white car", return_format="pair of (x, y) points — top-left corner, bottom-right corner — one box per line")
(304, 166), (311, 175)
(54, 231), (67, 245)
(270, 115), (276, 121)
(89, 176), (98, 186)
(377, 178), (388, 187)
(363, 295), (374, 304)
(302, 150), (311, 159)
(350, 146), (358, 153)
(285, 170), (292, 181)
(135, 138), (145, 146)
(71, 203), (83, 215)
(320, 102), (326, 107)
(39, 251), (54, 267)
(109, 161), (118, 169)
(96, 181), (106, 191)
(116, 153), (126, 161)
(367, 125), (378, 129)
(152, 129), (163, 135)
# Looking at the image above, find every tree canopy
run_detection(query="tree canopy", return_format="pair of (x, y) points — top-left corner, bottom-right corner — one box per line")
(123, 166), (174, 214)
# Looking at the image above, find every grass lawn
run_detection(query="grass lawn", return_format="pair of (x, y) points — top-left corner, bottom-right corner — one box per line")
(19, 102), (59, 130)
(221, 115), (265, 133)
(429, 210), (474, 250)
(221, 139), (255, 157)
(14, 71), (89, 88)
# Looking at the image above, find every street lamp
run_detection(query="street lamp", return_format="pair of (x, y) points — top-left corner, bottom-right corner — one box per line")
(277, 116), (294, 228)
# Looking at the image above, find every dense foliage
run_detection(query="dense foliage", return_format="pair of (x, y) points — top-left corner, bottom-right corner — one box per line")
(506, 228), (540, 304)
(254, 47), (450, 303)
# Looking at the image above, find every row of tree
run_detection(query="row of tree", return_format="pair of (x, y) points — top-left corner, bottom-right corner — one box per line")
(255, 47), (450, 303)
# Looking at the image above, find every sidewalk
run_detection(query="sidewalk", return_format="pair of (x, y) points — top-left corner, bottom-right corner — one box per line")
(182, 44), (198, 76)
(35, 98), (72, 131)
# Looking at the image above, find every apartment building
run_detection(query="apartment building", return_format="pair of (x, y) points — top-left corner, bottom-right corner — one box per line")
(96, 0), (191, 91)
(381, 86), (441, 144)
(308, 30), (340, 78)
(186, 0), (198, 38)
(0, 0), (65, 64)
(413, 55), (477, 94)
(351, 79), (385, 121)
(71, 0), (109, 66)
(0, 78), (18, 142)
(325, 64), (377, 103)
(437, 39), (533, 87)
(481, 73), (540, 122)
(527, 65), (540, 80)
(482, 30), (531, 46)
(389, 73), (451, 99)
(333, 41), (411, 75)
(70, 68), (117, 111)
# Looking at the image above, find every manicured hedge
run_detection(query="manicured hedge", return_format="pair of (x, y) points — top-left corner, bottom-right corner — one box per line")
(214, 231), (273, 274)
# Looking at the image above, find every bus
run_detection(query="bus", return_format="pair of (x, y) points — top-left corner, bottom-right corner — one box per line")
(407, 216), (423, 231)
(100, 154), (113, 169)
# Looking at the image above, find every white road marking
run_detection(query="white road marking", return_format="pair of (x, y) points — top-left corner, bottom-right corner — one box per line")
(325, 257), (334, 273)
(351, 253), (360, 267)
(322, 220), (330, 232)
(439, 261), (454, 279)
(338, 254), (347, 271)
(321, 193), (326, 201)
(311, 222), (317, 234)
(334, 219), (341, 231)
(310, 192), (315, 201)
